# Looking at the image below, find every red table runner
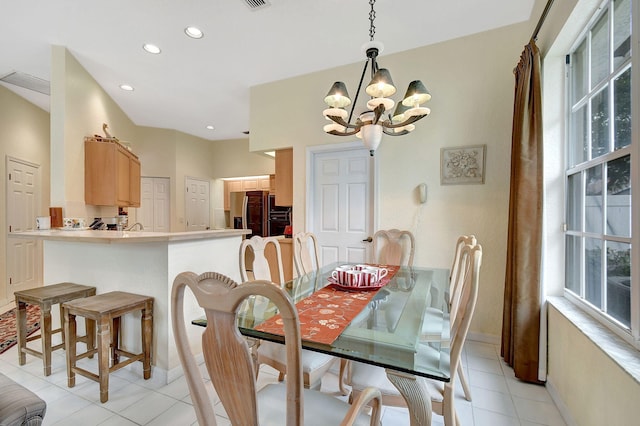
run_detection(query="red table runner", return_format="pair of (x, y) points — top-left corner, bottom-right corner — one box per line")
(255, 265), (399, 345)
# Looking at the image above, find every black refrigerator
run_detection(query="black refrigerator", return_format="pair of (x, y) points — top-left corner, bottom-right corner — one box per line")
(231, 191), (268, 237)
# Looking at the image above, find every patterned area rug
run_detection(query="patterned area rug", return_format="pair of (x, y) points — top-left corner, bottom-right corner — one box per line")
(0, 305), (41, 354)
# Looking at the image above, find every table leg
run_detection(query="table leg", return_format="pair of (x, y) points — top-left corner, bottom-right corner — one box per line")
(142, 300), (153, 380)
(98, 317), (111, 403)
(41, 303), (52, 376)
(64, 308), (76, 388)
(385, 369), (432, 426)
(16, 300), (27, 366)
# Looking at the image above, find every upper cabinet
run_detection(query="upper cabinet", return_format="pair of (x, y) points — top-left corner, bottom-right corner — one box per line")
(223, 176), (275, 210)
(274, 148), (293, 206)
(85, 137), (141, 207)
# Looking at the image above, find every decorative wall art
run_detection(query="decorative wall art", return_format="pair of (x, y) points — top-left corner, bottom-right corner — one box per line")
(440, 145), (486, 185)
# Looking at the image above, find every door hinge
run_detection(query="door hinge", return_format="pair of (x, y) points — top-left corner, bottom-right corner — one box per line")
(9, 277), (12, 285)
(8, 225), (11, 233)
(8, 173), (11, 181)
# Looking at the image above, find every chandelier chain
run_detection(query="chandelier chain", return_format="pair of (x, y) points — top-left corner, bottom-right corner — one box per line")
(368, 0), (376, 41)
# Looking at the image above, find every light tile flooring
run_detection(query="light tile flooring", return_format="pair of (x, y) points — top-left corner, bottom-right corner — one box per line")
(0, 338), (567, 425)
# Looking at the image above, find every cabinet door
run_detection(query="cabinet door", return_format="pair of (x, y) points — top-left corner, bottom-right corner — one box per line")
(129, 157), (141, 207)
(259, 177), (271, 190)
(275, 148), (293, 206)
(242, 179), (258, 191)
(224, 180), (230, 211)
(229, 180), (243, 192)
(116, 146), (131, 206)
(85, 140), (117, 205)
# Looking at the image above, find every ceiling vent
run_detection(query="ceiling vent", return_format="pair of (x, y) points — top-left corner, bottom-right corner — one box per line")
(0, 71), (50, 95)
(243, 0), (270, 11)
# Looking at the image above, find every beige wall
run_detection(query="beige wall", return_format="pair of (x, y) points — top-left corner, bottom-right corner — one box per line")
(209, 138), (275, 179)
(548, 305), (640, 426)
(250, 22), (530, 340)
(0, 86), (50, 302)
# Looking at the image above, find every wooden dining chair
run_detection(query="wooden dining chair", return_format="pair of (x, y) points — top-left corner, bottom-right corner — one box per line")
(240, 236), (285, 285)
(444, 235), (477, 401)
(240, 235), (336, 390)
(372, 229), (416, 266)
(171, 271), (382, 426)
(293, 232), (320, 276)
(345, 243), (482, 426)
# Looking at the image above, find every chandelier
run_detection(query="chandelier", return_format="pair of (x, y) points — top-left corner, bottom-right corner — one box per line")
(322, 0), (432, 156)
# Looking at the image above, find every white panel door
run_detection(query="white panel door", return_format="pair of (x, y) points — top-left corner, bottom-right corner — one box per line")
(6, 157), (41, 302)
(309, 145), (375, 266)
(137, 177), (170, 232)
(185, 177), (210, 231)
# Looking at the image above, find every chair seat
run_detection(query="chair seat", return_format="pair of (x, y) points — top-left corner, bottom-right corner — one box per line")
(257, 341), (335, 373)
(258, 383), (372, 426)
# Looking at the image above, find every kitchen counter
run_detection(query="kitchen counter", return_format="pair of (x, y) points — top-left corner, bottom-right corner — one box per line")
(18, 228), (251, 384)
(11, 228), (249, 243)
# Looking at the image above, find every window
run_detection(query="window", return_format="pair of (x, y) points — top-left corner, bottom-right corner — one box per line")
(565, 0), (633, 332)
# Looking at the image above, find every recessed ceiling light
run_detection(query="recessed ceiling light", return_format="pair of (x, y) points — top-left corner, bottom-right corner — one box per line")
(119, 84), (134, 91)
(143, 43), (161, 54)
(185, 26), (204, 39)
(206, 125), (215, 130)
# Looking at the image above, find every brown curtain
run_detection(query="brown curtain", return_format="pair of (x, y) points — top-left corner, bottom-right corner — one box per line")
(501, 39), (544, 384)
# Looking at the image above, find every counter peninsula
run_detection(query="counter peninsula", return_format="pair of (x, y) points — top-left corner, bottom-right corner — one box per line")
(11, 228), (250, 383)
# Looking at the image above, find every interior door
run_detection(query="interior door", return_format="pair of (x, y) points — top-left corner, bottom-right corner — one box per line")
(185, 177), (210, 231)
(5, 157), (41, 303)
(137, 177), (170, 232)
(308, 144), (375, 266)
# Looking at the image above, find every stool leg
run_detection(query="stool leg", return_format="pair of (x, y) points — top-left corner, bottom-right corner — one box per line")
(86, 317), (95, 358)
(41, 303), (53, 376)
(97, 317), (111, 403)
(111, 317), (120, 365)
(16, 300), (27, 366)
(59, 304), (65, 346)
(142, 300), (153, 380)
(64, 308), (77, 388)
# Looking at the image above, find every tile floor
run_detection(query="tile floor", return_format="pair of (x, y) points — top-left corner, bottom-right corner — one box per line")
(0, 337), (567, 425)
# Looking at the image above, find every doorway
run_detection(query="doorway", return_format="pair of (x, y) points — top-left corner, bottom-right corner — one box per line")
(185, 177), (210, 231)
(307, 142), (376, 266)
(5, 156), (42, 304)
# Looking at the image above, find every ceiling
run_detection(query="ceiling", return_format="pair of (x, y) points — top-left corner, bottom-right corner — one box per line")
(0, 0), (535, 141)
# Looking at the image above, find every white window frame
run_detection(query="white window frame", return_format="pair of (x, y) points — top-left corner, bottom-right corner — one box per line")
(563, 0), (640, 347)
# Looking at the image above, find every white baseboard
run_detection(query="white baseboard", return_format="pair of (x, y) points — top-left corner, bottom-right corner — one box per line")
(545, 377), (577, 426)
(467, 332), (500, 345)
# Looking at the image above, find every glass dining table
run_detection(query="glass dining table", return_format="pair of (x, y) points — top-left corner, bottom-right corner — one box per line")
(193, 262), (451, 426)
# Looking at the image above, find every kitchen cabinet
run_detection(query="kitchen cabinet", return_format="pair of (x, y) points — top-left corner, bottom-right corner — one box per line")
(85, 137), (141, 207)
(274, 148), (293, 206)
(224, 176), (275, 211)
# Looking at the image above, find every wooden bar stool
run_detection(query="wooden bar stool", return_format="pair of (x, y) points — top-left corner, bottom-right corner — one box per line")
(14, 282), (96, 376)
(62, 291), (153, 403)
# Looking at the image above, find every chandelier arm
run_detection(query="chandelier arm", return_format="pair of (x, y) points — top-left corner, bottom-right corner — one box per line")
(382, 128), (409, 136)
(381, 114), (428, 129)
(347, 59), (372, 126)
(327, 128), (360, 137)
(326, 115), (359, 130)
